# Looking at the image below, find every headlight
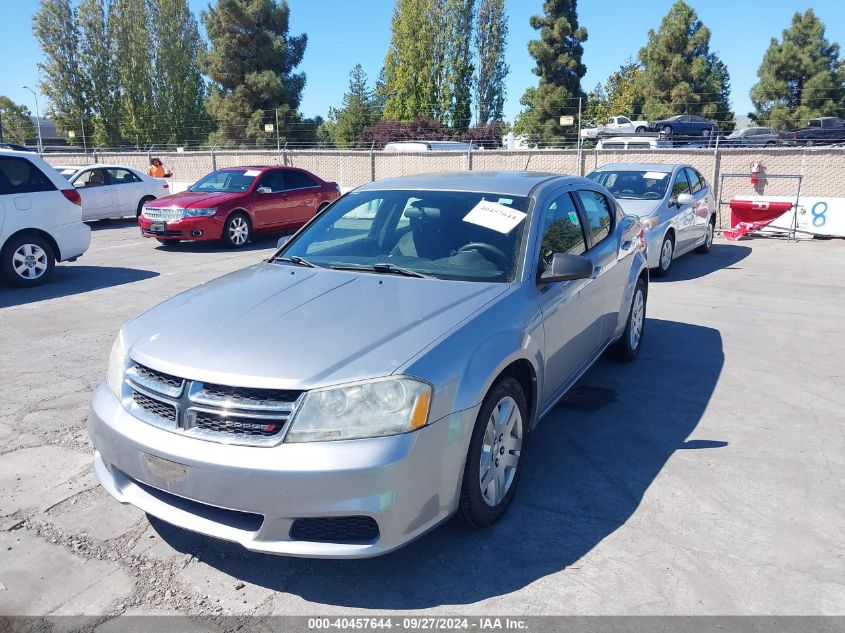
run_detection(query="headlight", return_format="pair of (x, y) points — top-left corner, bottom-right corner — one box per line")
(285, 377), (432, 443)
(106, 330), (127, 397)
(640, 215), (660, 230)
(184, 207), (218, 217)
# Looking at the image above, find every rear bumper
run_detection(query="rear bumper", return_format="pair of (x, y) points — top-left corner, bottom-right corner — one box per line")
(88, 383), (477, 558)
(53, 220), (91, 261)
(138, 215), (224, 241)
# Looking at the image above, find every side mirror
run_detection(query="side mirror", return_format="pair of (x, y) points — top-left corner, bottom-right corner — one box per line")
(256, 186), (272, 194)
(676, 193), (695, 206)
(276, 235), (290, 249)
(539, 253), (594, 284)
(73, 181), (85, 188)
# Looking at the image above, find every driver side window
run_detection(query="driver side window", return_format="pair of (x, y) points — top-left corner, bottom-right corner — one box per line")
(539, 193), (587, 270)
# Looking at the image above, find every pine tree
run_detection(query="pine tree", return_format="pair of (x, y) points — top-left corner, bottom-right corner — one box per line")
(525, 0), (588, 144)
(0, 97), (36, 145)
(475, 0), (508, 125)
(77, 0), (121, 146)
(327, 64), (379, 148)
(634, 0), (733, 129)
(32, 0), (88, 134)
(201, 0), (307, 146)
(750, 10), (843, 128)
(148, 0), (209, 146)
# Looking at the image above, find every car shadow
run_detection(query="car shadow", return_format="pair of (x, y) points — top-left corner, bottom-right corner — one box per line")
(654, 242), (751, 282)
(86, 217), (138, 231)
(0, 266), (159, 308)
(154, 231), (295, 255)
(149, 318), (725, 609)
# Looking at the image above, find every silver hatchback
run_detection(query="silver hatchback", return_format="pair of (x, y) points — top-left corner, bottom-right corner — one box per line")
(89, 171), (648, 558)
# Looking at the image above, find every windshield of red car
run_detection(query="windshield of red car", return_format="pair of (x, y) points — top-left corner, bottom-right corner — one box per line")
(189, 169), (258, 193)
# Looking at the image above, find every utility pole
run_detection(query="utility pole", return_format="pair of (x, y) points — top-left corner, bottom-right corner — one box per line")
(0, 108), (4, 144)
(22, 85), (43, 154)
(275, 108), (280, 159)
(81, 114), (87, 157)
(577, 97), (583, 174)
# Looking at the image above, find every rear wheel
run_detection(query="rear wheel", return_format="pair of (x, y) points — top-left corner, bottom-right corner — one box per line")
(2, 234), (56, 287)
(654, 232), (674, 277)
(609, 277), (647, 362)
(222, 212), (251, 248)
(696, 217), (715, 254)
(457, 377), (527, 528)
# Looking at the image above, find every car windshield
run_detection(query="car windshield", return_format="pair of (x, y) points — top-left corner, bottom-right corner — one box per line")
(276, 189), (531, 282)
(188, 169), (258, 193)
(587, 170), (670, 200)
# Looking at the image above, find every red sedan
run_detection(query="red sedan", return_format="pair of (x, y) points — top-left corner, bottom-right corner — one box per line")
(138, 166), (341, 248)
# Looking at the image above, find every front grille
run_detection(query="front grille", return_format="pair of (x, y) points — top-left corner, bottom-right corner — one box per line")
(133, 364), (183, 391)
(143, 207), (184, 221)
(191, 410), (284, 438)
(196, 383), (302, 409)
(289, 516), (380, 543)
(133, 390), (177, 422)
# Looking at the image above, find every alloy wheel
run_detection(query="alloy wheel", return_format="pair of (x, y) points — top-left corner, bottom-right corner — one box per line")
(629, 288), (645, 350)
(228, 217), (249, 246)
(12, 243), (49, 280)
(706, 222), (714, 248)
(660, 238), (673, 270)
(479, 396), (523, 507)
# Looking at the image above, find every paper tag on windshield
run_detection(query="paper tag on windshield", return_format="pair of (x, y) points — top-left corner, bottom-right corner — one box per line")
(244, 169), (261, 177)
(643, 171), (668, 180)
(463, 201), (527, 234)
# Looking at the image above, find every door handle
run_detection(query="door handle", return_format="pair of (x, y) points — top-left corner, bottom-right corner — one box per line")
(591, 265), (602, 279)
(621, 240), (632, 251)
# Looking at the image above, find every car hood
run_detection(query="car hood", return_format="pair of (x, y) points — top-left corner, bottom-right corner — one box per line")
(124, 263), (508, 390)
(145, 190), (245, 208)
(615, 199), (663, 217)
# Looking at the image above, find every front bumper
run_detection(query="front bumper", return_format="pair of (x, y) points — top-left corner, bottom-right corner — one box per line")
(138, 215), (224, 241)
(88, 383), (477, 558)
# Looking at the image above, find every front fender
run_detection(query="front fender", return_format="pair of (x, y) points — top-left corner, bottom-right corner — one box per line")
(611, 251), (648, 341)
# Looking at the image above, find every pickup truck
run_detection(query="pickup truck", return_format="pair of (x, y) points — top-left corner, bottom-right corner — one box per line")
(581, 115), (650, 139)
(787, 117), (845, 145)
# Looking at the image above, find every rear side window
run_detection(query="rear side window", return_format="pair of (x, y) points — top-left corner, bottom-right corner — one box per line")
(575, 190), (613, 244)
(105, 168), (139, 184)
(284, 170), (318, 190)
(685, 168), (702, 193)
(539, 193), (587, 268)
(0, 157), (56, 195)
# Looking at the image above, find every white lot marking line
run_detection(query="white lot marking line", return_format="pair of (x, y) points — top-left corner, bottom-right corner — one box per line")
(90, 241), (152, 252)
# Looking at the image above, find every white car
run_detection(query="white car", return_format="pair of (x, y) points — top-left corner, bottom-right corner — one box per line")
(581, 116), (650, 139)
(56, 164), (169, 220)
(0, 150), (91, 287)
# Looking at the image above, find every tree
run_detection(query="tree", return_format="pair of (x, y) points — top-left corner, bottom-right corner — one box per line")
(513, 86), (540, 146)
(0, 97), (35, 145)
(327, 64), (379, 148)
(634, 0), (733, 129)
(585, 61), (642, 125)
(444, 0), (474, 131)
(359, 116), (451, 147)
(202, 0), (307, 146)
(149, 0), (209, 146)
(475, 0), (508, 125)
(750, 10), (843, 129)
(32, 0), (88, 134)
(77, 0), (121, 146)
(524, 0), (588, 144)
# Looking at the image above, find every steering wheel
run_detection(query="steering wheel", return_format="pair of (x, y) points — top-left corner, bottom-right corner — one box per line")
(642, 191), (661, 200)
(620, 189), (636, 195)
(456, 242), (509, 268)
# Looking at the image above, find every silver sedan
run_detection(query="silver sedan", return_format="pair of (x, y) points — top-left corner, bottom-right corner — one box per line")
(89, 171), (648, 558)
(587, 163), (716, 276)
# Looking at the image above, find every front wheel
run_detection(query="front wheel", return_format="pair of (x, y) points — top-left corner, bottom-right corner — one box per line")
(222, 212), (251, 248)
(662, 125), (673, 135)
(654, 233), (674, 277)
(457, 377), (527, 528)
(635, 126), (646, 134)
(2, 234), (56, 287)
(609, 277), (647, 362)
(696, 218), (715, 253)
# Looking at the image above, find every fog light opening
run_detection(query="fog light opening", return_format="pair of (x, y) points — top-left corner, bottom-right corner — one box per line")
(191, 230), (203, 237)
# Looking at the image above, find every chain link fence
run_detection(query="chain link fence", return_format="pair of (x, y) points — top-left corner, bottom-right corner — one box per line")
(42, 147), (845, 228)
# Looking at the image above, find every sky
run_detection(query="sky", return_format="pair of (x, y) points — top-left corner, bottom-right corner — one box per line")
(1, 0), (843, 124)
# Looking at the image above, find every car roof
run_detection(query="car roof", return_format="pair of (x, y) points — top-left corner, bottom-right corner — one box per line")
(218, 165), (295, 171)
(592, 163), (685, 173)
(355, 171), (564, 196)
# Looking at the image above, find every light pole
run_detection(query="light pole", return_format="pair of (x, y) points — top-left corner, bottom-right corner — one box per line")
(22, 85), (43, 154)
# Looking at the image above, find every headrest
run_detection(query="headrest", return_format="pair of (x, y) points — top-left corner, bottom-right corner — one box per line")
(405, 206), (441, 221)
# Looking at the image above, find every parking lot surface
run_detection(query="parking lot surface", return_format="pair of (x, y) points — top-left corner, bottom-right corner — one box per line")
(0, 222), (843, 620)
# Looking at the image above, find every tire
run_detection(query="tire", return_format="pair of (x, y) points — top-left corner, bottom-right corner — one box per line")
(609, 277), (647, 362)
(457, 377), (528, 528)
(654, 232), (674, 277)
(222, 212), (251, 248)
(696, 217), (715, 254)
(662, 125), (673, 135)
(136, 196), (155, 218)
(635, 126), (646, 134)
(703, 128), (711, 137)
(2, 233), (56, 288)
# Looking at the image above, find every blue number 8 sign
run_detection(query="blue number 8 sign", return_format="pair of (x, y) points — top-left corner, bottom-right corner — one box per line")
(811, 202), (828, 227)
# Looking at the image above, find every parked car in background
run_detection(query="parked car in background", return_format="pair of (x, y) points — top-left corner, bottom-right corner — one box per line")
(384, 141), (482, 152)
(581, 115), (650, 139)
(0, 149), (90, 287)
(138, 166), (340, 248)
(597, 136), (672, 150)
(587, 162), (715, 276)
(57, 165), (169, 221)
(724, 127), (779, 146)
(650, 115), (718, 137)
(90, 171), (648, 558)
(787, 117), (845, 146)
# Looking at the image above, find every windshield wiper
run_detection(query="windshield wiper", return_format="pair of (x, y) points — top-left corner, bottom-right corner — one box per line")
(330, 263), (431, 278)
(273, 255), (316, 268)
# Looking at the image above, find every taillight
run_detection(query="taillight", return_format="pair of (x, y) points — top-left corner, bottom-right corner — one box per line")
(792, 132), (797, 140)
(163, 183), (169, 189)
(61, 189), (82, 206)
